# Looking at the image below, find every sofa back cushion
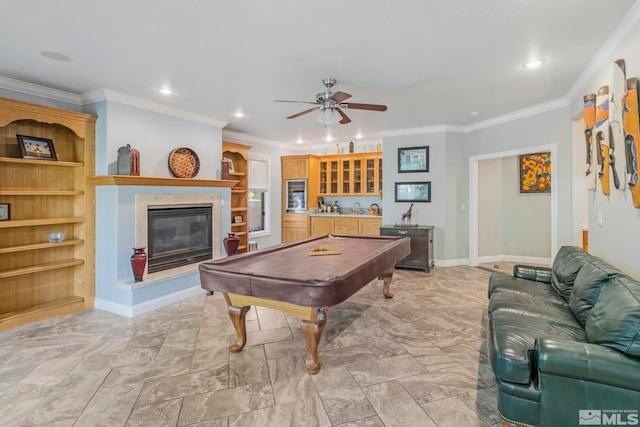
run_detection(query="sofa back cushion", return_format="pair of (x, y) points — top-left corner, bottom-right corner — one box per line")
(551, 246), (590, 301)
(569, 259), (624, 327)
(586, 279), (640, 356)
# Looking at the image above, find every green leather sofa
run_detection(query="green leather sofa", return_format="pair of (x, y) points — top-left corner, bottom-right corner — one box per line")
(487, 246), (640, 426)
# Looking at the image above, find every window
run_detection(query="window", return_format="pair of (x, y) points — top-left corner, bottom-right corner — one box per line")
(248, 153), (270, 236)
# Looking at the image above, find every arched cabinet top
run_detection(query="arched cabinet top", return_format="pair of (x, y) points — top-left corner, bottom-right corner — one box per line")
(0, 97), (96, 139)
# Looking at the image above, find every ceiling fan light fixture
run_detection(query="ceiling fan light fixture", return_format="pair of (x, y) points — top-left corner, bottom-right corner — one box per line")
(316, 107), (341, 125)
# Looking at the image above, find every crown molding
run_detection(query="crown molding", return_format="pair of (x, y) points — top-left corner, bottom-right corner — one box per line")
(379, 124), (465, 138)
(222, 129), (292, 149)
(565, 0), (640, 103)
(81, 89), (228, 128)
(464, 98), (569, 132)
(0, 76), (82, 104)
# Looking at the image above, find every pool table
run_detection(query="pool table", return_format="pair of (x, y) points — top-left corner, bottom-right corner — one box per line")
(198, 233), (411, 374)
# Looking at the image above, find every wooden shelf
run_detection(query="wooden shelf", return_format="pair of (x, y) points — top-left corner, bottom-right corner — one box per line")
(0, 259), (84, 279)
(0, 190), (83, 196)
(233, 231), (247, 237)
(0, 217), (84, 228)
(0, 296), (85, 331)
(231, 207), (248, 212)
(231, 222), (247, 227)
(0, 157), (83, 167)
(0, 239), (84, 254)
(89, 175), (239, 188)
(231, 189), (245, 193)
(224, 142), (251, 255)
(229, 171), (246, 177)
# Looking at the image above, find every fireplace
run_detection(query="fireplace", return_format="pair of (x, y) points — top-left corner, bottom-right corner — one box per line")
(147, 205), (213, 273)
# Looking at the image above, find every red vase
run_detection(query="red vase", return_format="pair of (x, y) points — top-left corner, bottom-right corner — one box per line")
(223, 233), (240, 256)
(131, 247), (147, 282)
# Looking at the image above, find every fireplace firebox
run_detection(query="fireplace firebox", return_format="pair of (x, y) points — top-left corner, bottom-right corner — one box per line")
(147, 205), (213, 273)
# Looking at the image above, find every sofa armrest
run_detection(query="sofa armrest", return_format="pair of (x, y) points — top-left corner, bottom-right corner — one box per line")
(535, 338), (640, 391)
(513, 265), (552, 283)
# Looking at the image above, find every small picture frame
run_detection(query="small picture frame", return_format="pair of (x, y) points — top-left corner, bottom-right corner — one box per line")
(234, 215), (243, 224)
(394, 182), (431, 203)
(224, 157), (235, 173)
(16, 135), (57, 160)
(0, 203), (9, 221)
(398, 146), (429, 173)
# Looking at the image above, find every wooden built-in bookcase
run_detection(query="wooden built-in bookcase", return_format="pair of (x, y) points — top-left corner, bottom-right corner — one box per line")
(0, 97), (96, 331)
(223, 141), (251, 254)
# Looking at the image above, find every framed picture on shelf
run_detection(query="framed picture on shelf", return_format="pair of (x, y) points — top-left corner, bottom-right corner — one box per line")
(0, 203), (9, 221)
(394, 182), (431, 202)
(519, 152), (551, 193)
(16, 135), (57, 160)
(223, 157), (235, 173)
(398, 146), (428, 173)
(234, 215), (243, 223)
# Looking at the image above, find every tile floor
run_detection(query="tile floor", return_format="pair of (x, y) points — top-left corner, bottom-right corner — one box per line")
(0, 265), (505, 427)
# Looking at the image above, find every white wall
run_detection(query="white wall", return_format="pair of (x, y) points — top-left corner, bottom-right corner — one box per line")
(478, 158), (503, 257)
(569, 28), (640, 279)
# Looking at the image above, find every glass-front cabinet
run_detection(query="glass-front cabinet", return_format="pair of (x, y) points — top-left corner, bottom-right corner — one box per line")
(341, 158), (363, 194)
(365, 154), (383, 195)
(320, 159), (340, 195)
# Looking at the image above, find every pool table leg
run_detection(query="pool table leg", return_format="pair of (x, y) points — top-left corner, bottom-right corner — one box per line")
(300, 318), (327, 375)
(382, 267), (395, 298)
(227, 305), (250, 352)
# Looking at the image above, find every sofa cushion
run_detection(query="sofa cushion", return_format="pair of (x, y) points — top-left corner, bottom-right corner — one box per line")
(489, 292), (576, 324)
(550, 246), (590, 301)
(488, 310), (587, 384)
(586, 279), (640, 356)
(489, 271), (565, 304)
(569, 259), (624, 327)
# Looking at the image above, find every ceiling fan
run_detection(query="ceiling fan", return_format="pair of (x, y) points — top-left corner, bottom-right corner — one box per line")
(274, 78), (387, 125)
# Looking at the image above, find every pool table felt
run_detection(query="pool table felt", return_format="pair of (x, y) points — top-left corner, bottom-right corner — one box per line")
(199, 234), (410, 307)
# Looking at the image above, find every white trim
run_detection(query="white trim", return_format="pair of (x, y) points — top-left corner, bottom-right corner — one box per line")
(223, 130), (291, 149)
(565, 1), (640, 103)
(81, 89), (228, 128)
(435, 258), (469, 267)
(0, 76), (82, 104)
(94, 286), (204, 318)
(248, 151), (272, 236)
(478, 255), (551, 266)
(469, 143), (558, 267)
(380, 125), (466, 137)
(464, 99), (569, 132)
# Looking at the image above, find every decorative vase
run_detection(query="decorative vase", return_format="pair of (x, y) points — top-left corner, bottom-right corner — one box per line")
(349, 141), (354, 153)
(221, 159), (231, 180)
(131, 247), (147, 282)
(223, 233), (240, 256)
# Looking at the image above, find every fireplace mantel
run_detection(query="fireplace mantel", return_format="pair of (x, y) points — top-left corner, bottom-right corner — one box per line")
(89, 175), (238, 187)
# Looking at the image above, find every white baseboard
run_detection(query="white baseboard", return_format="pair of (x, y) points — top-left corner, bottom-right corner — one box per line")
(477, 254), (551, 266)
(94, 286), (204, 318)
(434, 258), (469, 267)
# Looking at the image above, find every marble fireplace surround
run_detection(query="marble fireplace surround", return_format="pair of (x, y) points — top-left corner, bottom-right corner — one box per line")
(135, 193), (222, 282)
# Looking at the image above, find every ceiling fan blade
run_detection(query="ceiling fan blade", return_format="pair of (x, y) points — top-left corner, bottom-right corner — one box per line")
(331, 91), (352, 103)
(275, 100), (319, 105)
(337, 108), (351, 124)
(340, 102), (387, 112)
(287, 107), (319, 119)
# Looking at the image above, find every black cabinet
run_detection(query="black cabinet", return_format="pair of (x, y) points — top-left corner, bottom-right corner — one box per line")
(380, 225), (434, 272)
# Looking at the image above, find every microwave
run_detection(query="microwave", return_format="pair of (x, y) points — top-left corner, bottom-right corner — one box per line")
(286, 179), (307, 212)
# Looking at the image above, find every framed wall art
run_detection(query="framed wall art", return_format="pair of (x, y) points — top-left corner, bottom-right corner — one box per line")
(398, 146), (429, 173)
(0, 203), (9, 221)
(16, 135), (57, 160)
(519, 152), (551, 193)
(394, 181), (431, 202)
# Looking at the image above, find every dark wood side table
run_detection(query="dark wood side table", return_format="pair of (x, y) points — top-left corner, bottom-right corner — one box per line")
(379, 225), (434, 272)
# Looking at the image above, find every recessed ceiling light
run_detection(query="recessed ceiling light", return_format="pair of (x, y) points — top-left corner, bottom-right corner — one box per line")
(296, 138), (303, 144)
(158, 87), (173, 95)
(355, 132), (363, 139)
(41, 51), (71, 62)
(470, 111), (480, 117)
(234, 111), (244, 118)
(524, 59), (544, 69)
(326, 135), (333, 142)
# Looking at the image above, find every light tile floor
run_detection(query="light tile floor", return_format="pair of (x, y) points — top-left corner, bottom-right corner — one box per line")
(0, 265), (503, 427)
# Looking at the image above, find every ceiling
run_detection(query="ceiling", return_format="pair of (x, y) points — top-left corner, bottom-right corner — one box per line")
(0, 1), (638, 146)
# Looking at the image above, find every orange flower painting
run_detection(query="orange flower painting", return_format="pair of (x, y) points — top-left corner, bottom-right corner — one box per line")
(519, 152), (551, 193)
